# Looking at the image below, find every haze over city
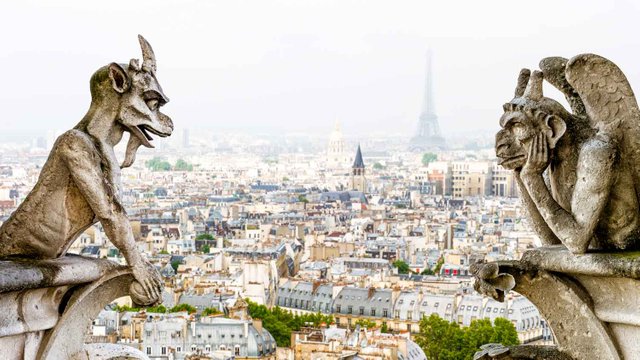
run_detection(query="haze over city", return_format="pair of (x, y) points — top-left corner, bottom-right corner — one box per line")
(2, 0), (640, 141)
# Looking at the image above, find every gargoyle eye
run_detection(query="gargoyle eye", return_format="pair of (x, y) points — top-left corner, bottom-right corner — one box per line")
(146, 99), (159, 111)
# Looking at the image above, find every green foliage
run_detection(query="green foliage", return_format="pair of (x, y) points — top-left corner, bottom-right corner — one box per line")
(146, 157), (172, 171)
(380, 322), (389, 333)
(159, 249), (169, 255)
(421, 152), (438, 166)
(392, 260), (411, 274)
(170, 303), (197, 314)
(355, 319), (378, 329)
(298, 195), (309, 203)
(373, 162), (385, 170)
(433, 256), (445, 275)
(114, 304), (140, 312)
(171, 260), (181, 272)
(174, 159), (194, 171)
(146, 305), (167, 313)
(421, 268), (435, 275)
(415, 314), (519, 360)
(196, 233), (215, 240)
(202, 307), (221, 316)
(201, 244), (211, 253)
(246, 299), (333, 347)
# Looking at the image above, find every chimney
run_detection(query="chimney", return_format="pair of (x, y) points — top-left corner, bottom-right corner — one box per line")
(253, 318), (263, 334)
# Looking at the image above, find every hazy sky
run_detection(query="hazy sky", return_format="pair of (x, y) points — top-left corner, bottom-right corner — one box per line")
(2, 0), (640, 138)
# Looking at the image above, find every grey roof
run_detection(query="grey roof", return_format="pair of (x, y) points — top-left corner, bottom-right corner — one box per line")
(277, 281), (334, 314)
(353, 144), (365, 168)
(333, 287), (392, 318)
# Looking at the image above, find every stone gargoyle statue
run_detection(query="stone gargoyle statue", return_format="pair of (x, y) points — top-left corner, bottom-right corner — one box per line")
(496, 54), (640, 254)
(0, 35), (171, 306)
(473, 55), (640, 359)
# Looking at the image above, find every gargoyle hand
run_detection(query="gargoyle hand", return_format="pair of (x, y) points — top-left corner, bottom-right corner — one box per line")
(521, 133), (549, 176)
(131, 260), (163, 305)
(470, 261), (515, 302)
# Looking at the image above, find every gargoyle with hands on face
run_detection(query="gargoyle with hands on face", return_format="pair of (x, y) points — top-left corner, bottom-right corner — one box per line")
(496, 55), (640, 254)
(0, 35), (172, 304)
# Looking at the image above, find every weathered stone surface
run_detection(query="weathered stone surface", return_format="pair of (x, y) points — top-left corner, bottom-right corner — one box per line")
(0, 35), (170, 305)
(495, 54), (640, 254)
(0, 255), (120, 293)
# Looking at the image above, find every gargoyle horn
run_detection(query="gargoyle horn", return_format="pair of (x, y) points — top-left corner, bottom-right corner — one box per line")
(138, 34), (156, 74)
(524, 70), (544, 101)
(514, 68), (531, 98)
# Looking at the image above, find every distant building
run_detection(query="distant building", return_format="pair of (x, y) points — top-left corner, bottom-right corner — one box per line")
(351, 145), (366, 193)
(326, 121), (350, 168)
(410, 50), (446, 151)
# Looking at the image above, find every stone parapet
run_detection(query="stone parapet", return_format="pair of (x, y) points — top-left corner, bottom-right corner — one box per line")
(0, 256), (148, 360)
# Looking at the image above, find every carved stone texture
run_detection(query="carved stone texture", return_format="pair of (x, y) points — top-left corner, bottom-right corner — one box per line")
(473, 246), (640, 359)
(0, 256), (149, 360)
(495, 54), (640, 254)
(0, 35), (172, 305)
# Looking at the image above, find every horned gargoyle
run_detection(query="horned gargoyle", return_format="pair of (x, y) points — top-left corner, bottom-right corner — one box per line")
(495, 54), (640, 254)
(0, 35), (172, 305)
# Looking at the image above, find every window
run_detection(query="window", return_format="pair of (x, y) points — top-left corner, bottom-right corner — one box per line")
(177, 346), (181, 352)
(395, 310), (400, 319)
(408, 312), (412, 320)
(235, 346), (241, 356)
(383, 309), (388, 317)
(336, 305), (341, 313)
(191, 345), (197, 351)
(146, 331), (152, 337)
(161, 347), (167, 355)
(359, 307), (364, 315)
(371, 309), (376, 317)
(146, 347), (151, 355)
(348, 306), (353, 314)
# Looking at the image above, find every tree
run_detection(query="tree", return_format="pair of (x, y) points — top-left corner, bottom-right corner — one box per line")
(159, 249), (169, 255)
(373, 162), (385, 170)
(196, 233), (214, 240)
(298, 195), (309, 203)
(355, 319), (378, 329)
(381, 322), (390, 333)
(202, 307), (221, 316)
(246, 299), (333, 347)
(146, 157), (171, 171)
(170, 260), (181, 272)
(201, 244), (210, 253)
(433, 256), (445, 275)
(174, 159), (193, 171)
(490, 318), (519, 346)
(146, 305), (167, 313)
(422, 152), (437, 166)
(421, 268), (435, 275)
(169, 304), (197, 314)
(393, 260), (411, 274)
(415, 314), (519, 360)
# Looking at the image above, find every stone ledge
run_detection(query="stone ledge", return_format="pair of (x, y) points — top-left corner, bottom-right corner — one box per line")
(519, 245), (640, 279)
(0, 255), (123, 293)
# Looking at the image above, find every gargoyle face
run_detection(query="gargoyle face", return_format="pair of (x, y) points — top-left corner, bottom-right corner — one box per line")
(495, 109), (537, 170)
(114, 67), (173, 148)
(495, 69), (568, 171)
(105, 36), (173, 168)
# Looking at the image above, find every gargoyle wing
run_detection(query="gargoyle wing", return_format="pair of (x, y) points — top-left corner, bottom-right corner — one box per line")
(565, 54), (639, 131)
(566, 53), (640, 191)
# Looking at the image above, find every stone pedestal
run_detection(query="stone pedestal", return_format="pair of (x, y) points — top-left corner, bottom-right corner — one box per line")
(0, 255), (148, 360)
(495, 246), (640, 360)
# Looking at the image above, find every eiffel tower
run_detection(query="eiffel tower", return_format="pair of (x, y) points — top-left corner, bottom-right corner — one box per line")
(410, 50), (446, 151)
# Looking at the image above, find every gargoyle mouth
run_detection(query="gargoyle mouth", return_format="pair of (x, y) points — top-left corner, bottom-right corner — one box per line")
(129, 124), (170, 149)
(498, 154), (525, 168)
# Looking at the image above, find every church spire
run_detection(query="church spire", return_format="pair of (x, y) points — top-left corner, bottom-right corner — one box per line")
(352, 144), (364, 169)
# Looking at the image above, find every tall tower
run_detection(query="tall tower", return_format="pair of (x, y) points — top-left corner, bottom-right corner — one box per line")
(410, 50), (446, 151)
(351, 144), (366, 192)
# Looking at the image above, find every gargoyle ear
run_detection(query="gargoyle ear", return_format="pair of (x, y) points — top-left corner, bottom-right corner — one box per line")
(108, 63), (130, 94)
(545, 115), (566, 149)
